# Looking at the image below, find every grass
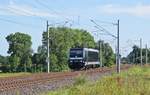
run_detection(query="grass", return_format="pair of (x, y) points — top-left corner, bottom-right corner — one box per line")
(46, 66), (150, 95)
(0, 72), (31, 78)
(73, 74), (87, 86)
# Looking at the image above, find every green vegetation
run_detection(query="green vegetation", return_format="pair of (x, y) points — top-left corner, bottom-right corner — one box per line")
(6, 32), (32, 72)
(33, 27), (115, 72)
(40, 27), (96, 71)
(126, 45), (150, 64)
(46, 66), (150, 95)
(96, 40), (115, 66)
(0, 27), (115, 72)
(0, 72), (31, 78)
(73, 74), (87, 86)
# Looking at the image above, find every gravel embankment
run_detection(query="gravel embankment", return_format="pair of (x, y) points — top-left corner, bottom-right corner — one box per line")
(0, 65), (131, 95)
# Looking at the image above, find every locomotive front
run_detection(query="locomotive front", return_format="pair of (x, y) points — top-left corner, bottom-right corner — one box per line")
(68, 48), (85, 70)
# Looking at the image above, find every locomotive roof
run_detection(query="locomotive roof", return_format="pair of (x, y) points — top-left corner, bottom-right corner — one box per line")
(70, 48), (99, 52)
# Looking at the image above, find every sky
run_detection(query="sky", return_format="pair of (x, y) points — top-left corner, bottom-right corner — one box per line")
(1, 0), (150, 57)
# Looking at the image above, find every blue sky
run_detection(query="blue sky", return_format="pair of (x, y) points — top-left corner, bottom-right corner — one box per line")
(1, 0), (150, 56)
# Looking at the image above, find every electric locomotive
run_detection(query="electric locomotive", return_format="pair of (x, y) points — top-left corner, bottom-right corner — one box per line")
(68, 48), (100, 69)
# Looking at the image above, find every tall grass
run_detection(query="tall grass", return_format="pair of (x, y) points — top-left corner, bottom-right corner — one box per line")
(47, 66), (150, 95)
(73, 74), (87, 86)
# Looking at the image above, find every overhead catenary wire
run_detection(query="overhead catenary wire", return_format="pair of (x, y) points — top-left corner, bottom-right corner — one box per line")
(7, 6), (48, 21)
(90, 19), (117, 39)
(1, 0), (57, 22)
(93, 19), (117, 25)
(2, 0), (77, 28)
(90, 19), (120, 73)
(34, 0), (75, 22)
(0, 6), (49, 25)
(0, 1), (58, 28)
(19, 0), (57, 22)
(0, 17), (40, 28)
(91, 30), (111, 36)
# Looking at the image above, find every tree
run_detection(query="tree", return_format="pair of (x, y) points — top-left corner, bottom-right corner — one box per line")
(9, 55), (20, 72)
(81, 30), (96, 48)
(6, 32), (32, 72)
(103, 43), (115, 66)
(0, 55), (7, 64)
(127, 45), (150, 64)
(41, 27), (96, 71)
(127, 45), (139, 64)
(32, 46), (47, 72)
(96, 40), (115, 67)
(0, 55), (9, 72)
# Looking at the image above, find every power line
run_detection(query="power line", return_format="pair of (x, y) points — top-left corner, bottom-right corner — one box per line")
(34, 0), (75, 21)
(90, 19), (120, 73)
(91, 20), (117, 38)
(7, 7), (32, 16)
(6, 0), (36, 16)
(19, 0), (52, 21)
(30, 0), (79, 27)
(0, 18), (22, 25)
(5, 0), (77, 26)
(94, 25), (117, 38)
(0, 0), (50, 21)
(0, 6), (48, 22)
(8, 6), (48, 21)
(92, 19), (117, 25)
(92, 30), (110, 36)
(0, 17), (40, 28)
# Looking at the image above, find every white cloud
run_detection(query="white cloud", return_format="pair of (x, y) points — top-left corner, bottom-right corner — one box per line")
(98, 3), (150, 17)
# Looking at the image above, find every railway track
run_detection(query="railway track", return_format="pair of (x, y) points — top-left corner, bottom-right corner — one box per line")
(0, 64), (131, 95)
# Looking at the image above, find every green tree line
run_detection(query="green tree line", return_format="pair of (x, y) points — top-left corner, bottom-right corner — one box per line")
(0, 27), (115, 72)
(125, 45), (150, 64)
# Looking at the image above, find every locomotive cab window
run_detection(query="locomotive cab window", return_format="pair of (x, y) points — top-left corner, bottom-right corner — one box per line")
(70, 49), (83, 58)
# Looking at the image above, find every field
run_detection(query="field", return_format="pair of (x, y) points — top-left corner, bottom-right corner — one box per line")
(0, 72), (31, 78)
(46, 66), (150, 95)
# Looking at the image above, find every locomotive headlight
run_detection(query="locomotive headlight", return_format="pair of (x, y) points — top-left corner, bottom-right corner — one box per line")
(70, 60), (73, 62)
(80, 60), (82, 62)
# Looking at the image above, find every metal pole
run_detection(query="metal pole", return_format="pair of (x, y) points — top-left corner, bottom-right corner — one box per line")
(115, 45), (117, 66)
(140, 38), (142, 66)
(136, 51), (138, 64)
(146, 44), (147, 64)
(99, 40), (103, 67)
(47, 21), (50, 73)
(133, 53), (135, 64)
(117, 20), (120, 73)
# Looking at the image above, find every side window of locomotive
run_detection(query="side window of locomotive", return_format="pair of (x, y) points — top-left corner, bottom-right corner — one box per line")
(85, 50), (88, 61)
